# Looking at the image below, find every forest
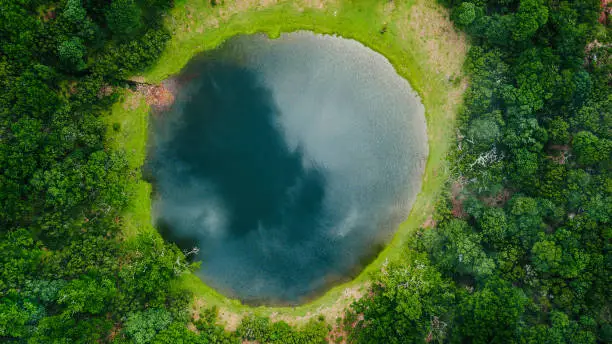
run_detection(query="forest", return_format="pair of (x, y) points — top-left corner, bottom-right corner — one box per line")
(0, 0), (609, 343)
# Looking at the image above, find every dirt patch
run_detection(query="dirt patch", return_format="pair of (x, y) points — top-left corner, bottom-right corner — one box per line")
(106, 322), (122, 342)
(191, 284), (366, 337)
(451, 180), (467, 218)
(217, 0), (279, 20)
(190, 297), (243, 332)
(187, 322), (199, 333)
(122, 91), (144, 110)
(600, 0), (610, 24)
(270, 285), (366, 327)
(327, 322), (348, 344)
(328, 307), (366, 344)
(300, 0), (333, 10)
(422, 215), (436, 229)
(398, 0), (467, 79)
(218, 308), (243, 332)
(135, 82), (176, 110)
(129, 76), (146, 83)
(214, 0), (334, 20)
(383, 0), (396, 16)
(546, 145), (570, 165)
(481, 189), (512, 207)
(98, 85), (114, 98)
(191, 297), (205, 322)
(41, 7), (56, 21)
(443, 77), (470, 119)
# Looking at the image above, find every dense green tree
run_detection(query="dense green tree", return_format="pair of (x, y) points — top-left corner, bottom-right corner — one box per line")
(124, 308), (173, 344)
(62, 0), (87, 23)
(151, 322), (207, 343)
(509, 148), (540, 188)
(30, 315), (114, 343)
(453, 2), (478, 26)
(0, 297), (41, 338)
(422, 219), (496, 277)
(511, 0), (548, 41)
(547, 117), (570, 145)
(106, 0), (143, 37)
(532, 238), (563, 273)
(58, 37), (87, 71)
(346, 254), (455, 343)
(457, 278), (528, 343)
(237, 315), (327, 344)
(477, 207), (508, 248)
(0, 0), (180, 341)
(572, 131), (610, 167)
(58, 277), (117, 315)
(467, 117), (501, 149)
(118, 233), (191, 306)
(0, 229), (42, 291)
(23, 279), (67, 304)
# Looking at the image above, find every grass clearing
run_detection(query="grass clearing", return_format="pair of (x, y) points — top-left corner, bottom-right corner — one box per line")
(104, 91), (157, 239)
(107, 0), (468, 327)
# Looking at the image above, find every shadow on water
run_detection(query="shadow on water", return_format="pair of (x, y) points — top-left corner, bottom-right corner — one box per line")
(157, 62), (327, 238)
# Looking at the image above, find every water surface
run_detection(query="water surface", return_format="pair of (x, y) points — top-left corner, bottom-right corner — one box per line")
(148, 32), (427, 304)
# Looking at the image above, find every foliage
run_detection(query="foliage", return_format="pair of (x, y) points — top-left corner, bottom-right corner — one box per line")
(237, 315), (328, 344)
(453, 2), (477, 27)
(106, 0), (142, 37)
(573, 131), (611, 167)
(62, 0), (87, 24)
(345, 254), (454, 343)
(0, 0), (187, 341)
(457, 277), (528, 343)
(124, 309), (173, 344)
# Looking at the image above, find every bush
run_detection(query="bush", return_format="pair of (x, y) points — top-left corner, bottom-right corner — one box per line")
(106, 0), (142, 37)
(124, 309), (173, 344)
(453, 2), (477, 26)
(572, 131), (610, 166)
(58, 37), (86, 71)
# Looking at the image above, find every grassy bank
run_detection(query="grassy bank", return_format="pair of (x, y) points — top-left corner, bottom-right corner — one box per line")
(107, 0), (468, 327)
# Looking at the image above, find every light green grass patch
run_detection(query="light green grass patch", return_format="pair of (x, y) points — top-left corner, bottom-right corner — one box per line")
(105, 91), (157, 238)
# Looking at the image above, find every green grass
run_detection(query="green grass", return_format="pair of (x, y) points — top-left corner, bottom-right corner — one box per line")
(107, 0), (468, 325)
(104, 91), (158, 239)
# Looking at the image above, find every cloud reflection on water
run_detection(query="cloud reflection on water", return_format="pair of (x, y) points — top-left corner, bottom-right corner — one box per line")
(147, 32), (427, 305)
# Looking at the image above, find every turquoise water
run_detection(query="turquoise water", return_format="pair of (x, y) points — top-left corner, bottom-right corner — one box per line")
(148, 32), (427, 305)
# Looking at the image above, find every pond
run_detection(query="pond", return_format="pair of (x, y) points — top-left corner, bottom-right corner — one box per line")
(147, 32), (427, 305)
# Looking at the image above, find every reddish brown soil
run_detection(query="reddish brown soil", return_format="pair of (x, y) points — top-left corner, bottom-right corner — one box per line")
(481, 189), (512, 207)
(137, 83), (175, 110)
(422, 216), (436, 229)
(546, 145), (570, 165)
(599, 0), (610, 24)
(451, 181), (467, 218)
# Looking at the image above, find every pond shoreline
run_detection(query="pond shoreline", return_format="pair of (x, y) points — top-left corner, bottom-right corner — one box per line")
(106, 0), (468, 328)
(147, 31), (427, 305)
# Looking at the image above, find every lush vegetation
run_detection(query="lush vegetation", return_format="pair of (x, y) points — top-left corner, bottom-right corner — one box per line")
(345, 0), (611, 343)
(0, 0), (200, 341)
(1, 0), (609, 343)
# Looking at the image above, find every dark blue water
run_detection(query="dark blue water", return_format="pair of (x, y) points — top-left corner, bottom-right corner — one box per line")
(148, 32), (427, 305)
